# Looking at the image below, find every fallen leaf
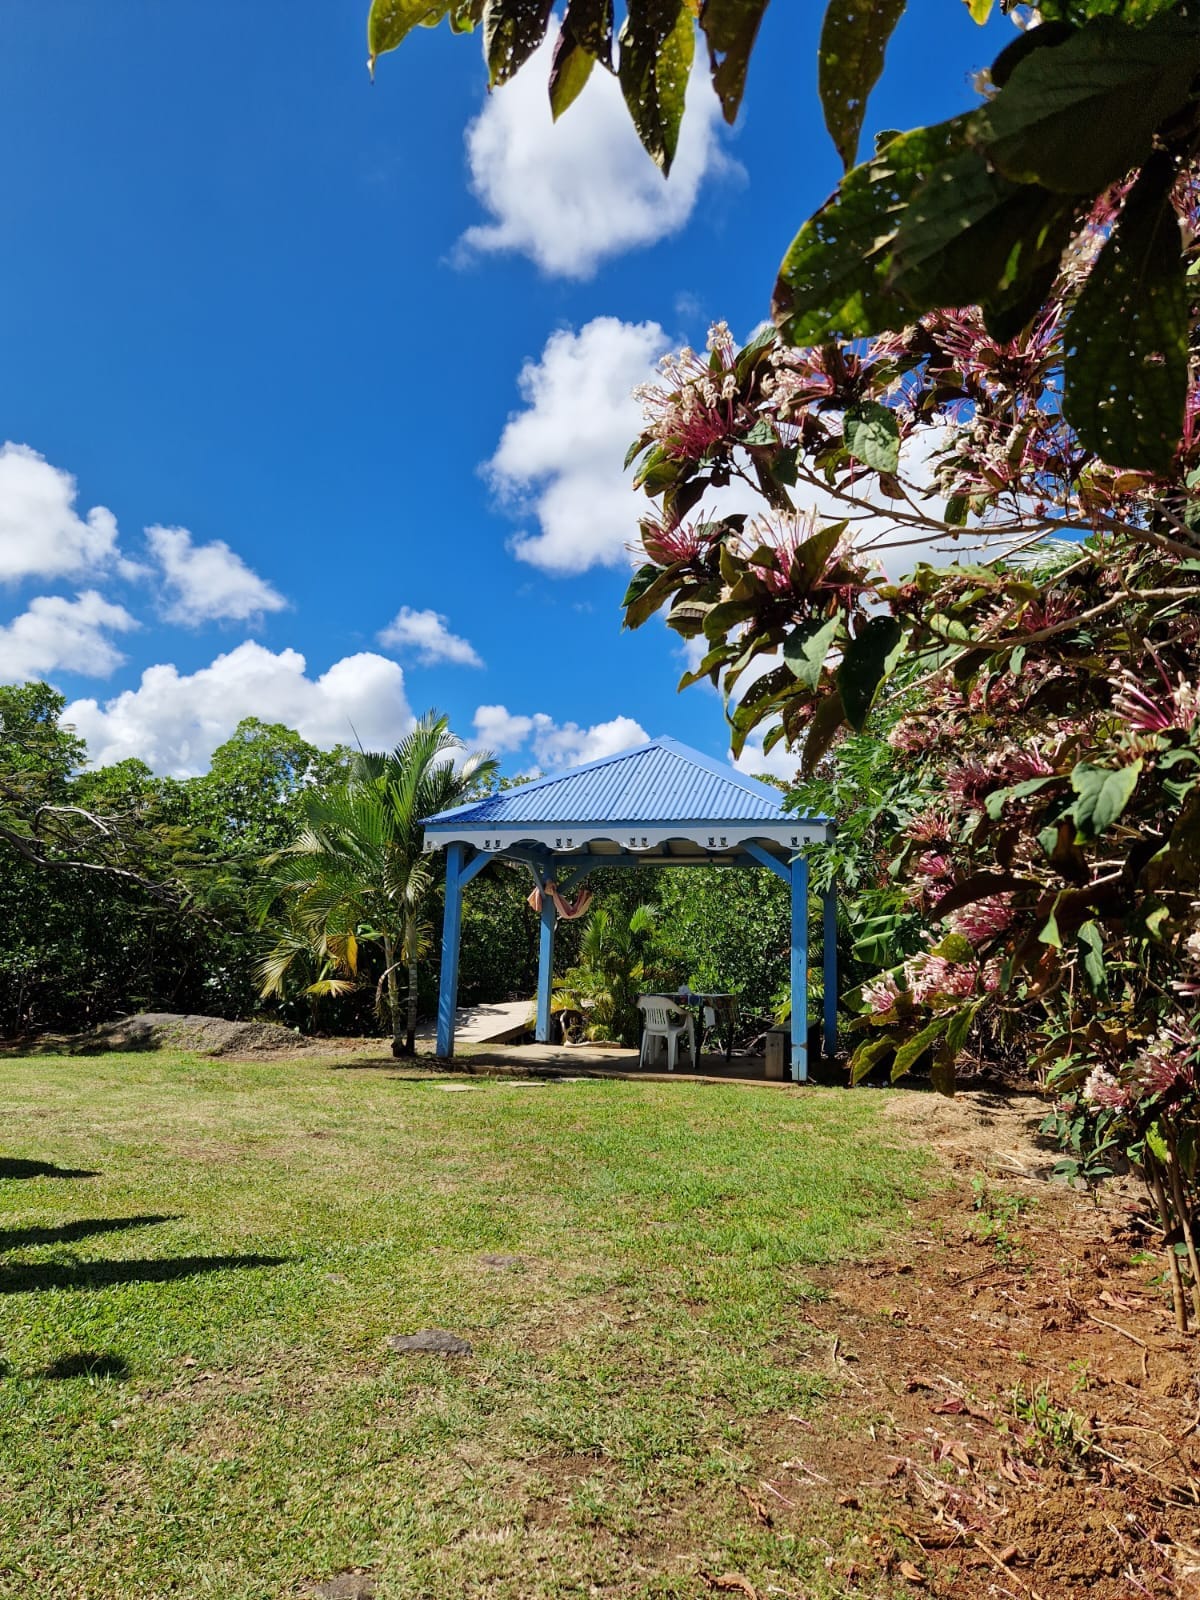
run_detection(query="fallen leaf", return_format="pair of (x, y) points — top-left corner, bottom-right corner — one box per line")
(996, 1544), (1020, 1565)
(700, 1574), (758, 1599)
(931, 1398), (965, 1415)
(837, 1492), (861, 1509)
(899, 1560), (926, 1585)
(737, 1485), (773, 1527)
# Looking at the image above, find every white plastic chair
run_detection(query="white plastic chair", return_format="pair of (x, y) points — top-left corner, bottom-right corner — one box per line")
(636, 996), (696, 1072)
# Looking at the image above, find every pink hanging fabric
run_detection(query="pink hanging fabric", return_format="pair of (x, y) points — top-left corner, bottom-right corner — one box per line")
(526, 879), (593, 920)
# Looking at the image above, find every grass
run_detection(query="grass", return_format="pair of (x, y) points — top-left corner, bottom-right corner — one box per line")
(0, 1053), (930, 1599)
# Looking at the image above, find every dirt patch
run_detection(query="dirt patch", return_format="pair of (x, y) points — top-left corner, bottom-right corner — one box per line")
(749, 1162), (1200, 1597)
(26, 1012), (334, 1058)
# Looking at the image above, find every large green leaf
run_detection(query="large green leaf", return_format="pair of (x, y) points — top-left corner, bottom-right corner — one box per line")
(843, 400), (900, 474)
(562, 0), (614, 64)
(802, 688), (847, 772)
(973, 17), (1200, 194)
(818, 0), (906, 170)
(1077, 920), (1107, 992)
(549, 27), (596, 117)
(484, 0), (554, 86)
(850, 1033), (895, 1084)
(368, 0), (452, 68)
(772, 116), (969, 344)
(700, 0), (771, 123)
(783, 614), (840, 689)
(837, 615), (903, 731)
(891, 1013), (950, 1079)
(1063, 153), (1188, 472)
(618, 0), (695, 173)
(1069, 757), (1143, 838)
(889, 147), (1073, 313)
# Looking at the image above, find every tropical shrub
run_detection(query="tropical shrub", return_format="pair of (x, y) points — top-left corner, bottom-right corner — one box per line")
(618, 217), (1200, 1314)
(551, 902), (681, 1046)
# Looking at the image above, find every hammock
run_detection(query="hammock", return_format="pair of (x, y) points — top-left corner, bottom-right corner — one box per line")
(526, 878), (593, 921)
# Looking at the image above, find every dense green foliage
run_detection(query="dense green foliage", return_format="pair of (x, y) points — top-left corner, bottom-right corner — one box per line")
(368, 0), (1200, 469)
(1, 684), (826, 1044)
(0, 688), (343, 1036)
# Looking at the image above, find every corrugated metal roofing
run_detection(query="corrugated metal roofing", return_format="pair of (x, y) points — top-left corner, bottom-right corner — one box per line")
(422, 736), (829, 828)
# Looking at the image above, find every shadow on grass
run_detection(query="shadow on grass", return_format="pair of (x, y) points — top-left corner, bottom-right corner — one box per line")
(0, 1158), (99, 1180)
(37, 1350), (131, 1381)
(0, 1253), (289, 1294)
(0, 1214), (178, 1252)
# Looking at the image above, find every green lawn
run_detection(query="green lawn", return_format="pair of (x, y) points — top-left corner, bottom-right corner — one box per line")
(0, 1054), (929, 1600)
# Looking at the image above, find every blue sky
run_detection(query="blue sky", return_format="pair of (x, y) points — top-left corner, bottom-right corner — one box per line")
(0, 1), (1008, 778)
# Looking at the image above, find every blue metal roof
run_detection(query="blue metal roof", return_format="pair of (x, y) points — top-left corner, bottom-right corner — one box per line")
(423, 736), (828, 829)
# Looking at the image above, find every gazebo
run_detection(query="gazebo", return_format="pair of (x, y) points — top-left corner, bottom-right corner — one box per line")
(421, 736), (836, 1080)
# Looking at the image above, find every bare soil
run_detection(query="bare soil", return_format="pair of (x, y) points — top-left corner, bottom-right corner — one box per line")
(744, 1089), (1200, 1598)
(1, 1011), (334, 1058)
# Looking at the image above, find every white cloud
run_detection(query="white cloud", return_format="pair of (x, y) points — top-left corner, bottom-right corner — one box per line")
(0, 591), (138, 683)
(532, 713), (648, 767)
(146, 525), (287, 626)
(459, 26), (731, 279)
(473, 703), (647, 767)
(0, 443), (123, 585)
(473, 703), (534, 752)
(378, 606), (483, 667)
(64, 644), (413, 777)
(732, 729), (801, 785)
(488, 317), (670, 575)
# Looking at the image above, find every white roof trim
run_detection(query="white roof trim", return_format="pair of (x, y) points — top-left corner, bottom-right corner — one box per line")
(422, 820), (832, 856)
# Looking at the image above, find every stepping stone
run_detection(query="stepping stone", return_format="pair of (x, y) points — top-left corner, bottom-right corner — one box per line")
(386, 1329), (473, 1356)
(304, 1574), (376, 1600)
(433, 1083), (480, 1092)
(479, 1254), (525, 1270)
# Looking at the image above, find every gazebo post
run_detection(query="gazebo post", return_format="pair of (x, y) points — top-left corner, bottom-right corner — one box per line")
(822, 886), (838, 1059)
(436, 841), (465, 1058)
(535, 891), (557, 1043)
(791, 855), (809, 1082)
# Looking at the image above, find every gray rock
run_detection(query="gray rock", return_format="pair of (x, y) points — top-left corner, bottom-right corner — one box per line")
(303, 1573), (376, 1599)
(386, 1328), (473, 1356)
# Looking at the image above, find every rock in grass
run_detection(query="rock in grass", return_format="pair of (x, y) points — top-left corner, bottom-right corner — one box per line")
(386, 1329), (473, 1356)
(304, 1573), (376, 1599)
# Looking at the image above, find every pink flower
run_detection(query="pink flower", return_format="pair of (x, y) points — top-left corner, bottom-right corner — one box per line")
(945, 760), (993, 807)
(903, 954), (979, 1003)
(946, 895), (1014, 947)
(639, 514), (706, 566)
(1081, 1066), (1130, 1112)
(635, 329), (749, 461)
(1112, 667), (1200, 736)
(862, 973), (900, 1016)
(1132, 1029), (1195, 1101)
(734, 509), (876, 605)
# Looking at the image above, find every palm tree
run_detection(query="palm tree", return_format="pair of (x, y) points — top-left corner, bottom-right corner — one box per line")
(258, 712), (497, 1055)
(551, 903), (675, 1047)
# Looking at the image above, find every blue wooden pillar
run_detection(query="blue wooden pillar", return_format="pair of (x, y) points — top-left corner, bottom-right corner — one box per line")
(791, 855), (809, 1082)
(535, 890), (557, 1043)
(436, 842), (465, 1059)
(822, 886), (838, 1059)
